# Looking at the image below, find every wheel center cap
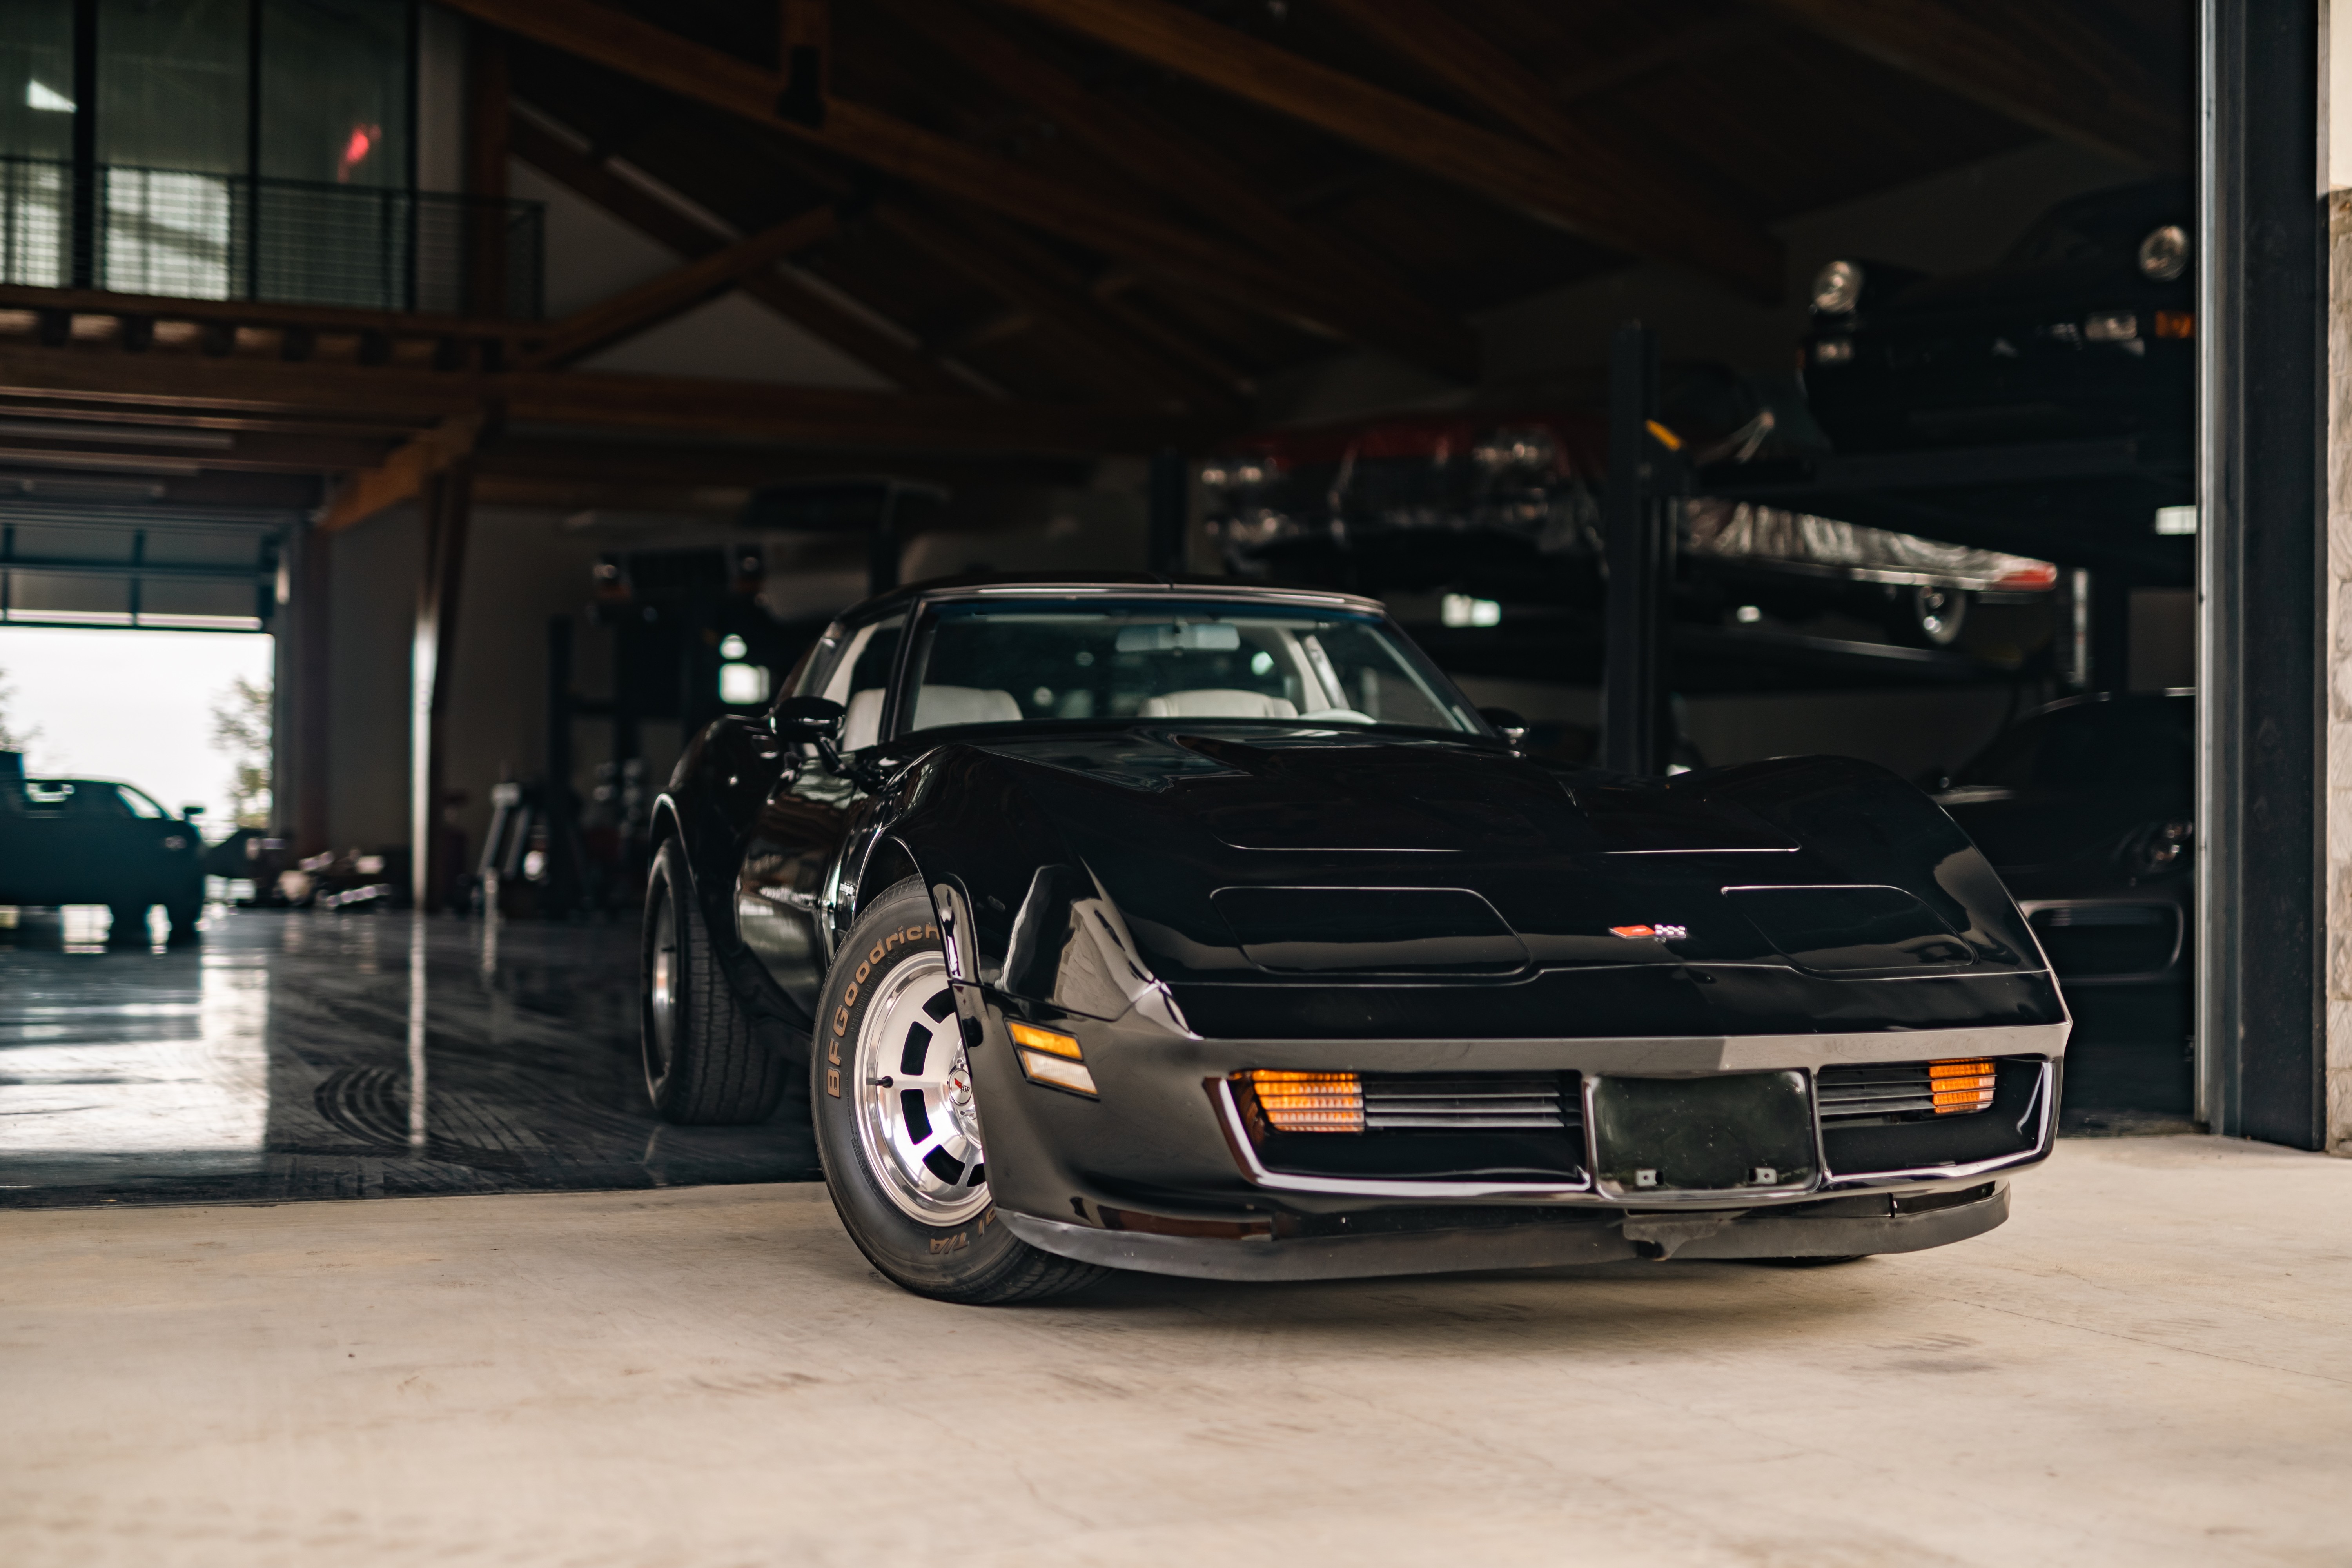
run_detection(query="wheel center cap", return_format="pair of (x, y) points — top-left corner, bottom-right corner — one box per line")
(942, 1061), (980, 1138)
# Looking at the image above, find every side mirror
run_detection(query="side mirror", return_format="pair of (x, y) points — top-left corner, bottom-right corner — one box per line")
(181, 804), (206, 819)
(769, 695), (845, 742)
(1478, 706), (1530, 746)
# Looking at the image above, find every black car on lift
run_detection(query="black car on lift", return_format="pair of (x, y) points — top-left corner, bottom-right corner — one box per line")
(1801, 179), (2192, 453)
(1933, 693), (2194, 1122)
(0, 751), (207, 942)
(638, 575), (2069, 1304)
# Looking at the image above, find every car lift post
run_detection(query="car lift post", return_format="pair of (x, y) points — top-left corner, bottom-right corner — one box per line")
(1604, 321), (1676, 775)
(1148, 447), (1189, 575)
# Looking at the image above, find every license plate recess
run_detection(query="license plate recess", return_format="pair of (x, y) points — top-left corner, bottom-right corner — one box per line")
(1590, 1071), (1818, 1198)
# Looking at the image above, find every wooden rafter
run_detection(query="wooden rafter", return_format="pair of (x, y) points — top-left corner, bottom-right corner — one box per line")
(873, 0), (1476, 381)
(871, 201), (1238, 413)
(319, 413), (487, 533)
(440, 0), (1432, 348)
(518, 205), (840, 370)
(1759, 0), (2186, 168)
(978, 0), (1783, 300)
(509, 113), (971, 396)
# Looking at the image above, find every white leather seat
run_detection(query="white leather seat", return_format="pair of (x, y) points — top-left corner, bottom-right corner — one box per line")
(841, 688), (886, 751)
(911, 684), (1023, 731)
(1138, 689), (1299, 719)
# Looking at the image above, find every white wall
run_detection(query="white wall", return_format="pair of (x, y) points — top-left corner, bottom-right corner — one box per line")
(512, 158), (892, 389)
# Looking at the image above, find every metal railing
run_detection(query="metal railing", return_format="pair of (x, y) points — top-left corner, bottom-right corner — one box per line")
(0, 156), (543, 319)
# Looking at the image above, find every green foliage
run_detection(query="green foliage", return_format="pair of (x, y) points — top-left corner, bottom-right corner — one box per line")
(211, 674), (273, 829)
(0, 664), (34, 755)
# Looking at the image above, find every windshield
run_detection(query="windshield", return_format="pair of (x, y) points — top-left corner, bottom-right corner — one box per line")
(895, 598), (1481, 739)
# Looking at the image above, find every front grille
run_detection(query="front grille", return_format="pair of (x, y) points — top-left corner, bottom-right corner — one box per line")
(1362, 1074), (1575, 1131)
(2028, 903), (2180, 977)
(1234, 1070), (1586, 1183)
(1817, 1060), (1998, 1122)
(1816, 1063), (1938, 1121)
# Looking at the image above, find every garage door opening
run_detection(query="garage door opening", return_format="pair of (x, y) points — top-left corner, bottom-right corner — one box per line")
(0, 624), (274, 942)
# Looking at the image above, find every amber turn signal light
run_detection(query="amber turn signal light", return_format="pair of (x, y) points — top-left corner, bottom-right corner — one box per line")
(1009, 1020), (1082, 1059)
(1247, 1070), (1364, 1133)
(1928, 1058), (1996, 1114)
(1009, 1021), (1096, 1096)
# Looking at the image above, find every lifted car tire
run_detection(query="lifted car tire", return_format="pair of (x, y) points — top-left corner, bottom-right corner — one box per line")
(1893, 584), (1969, 648)
(642, 837), (786, 1124)
(812, 877), (1106, 1305)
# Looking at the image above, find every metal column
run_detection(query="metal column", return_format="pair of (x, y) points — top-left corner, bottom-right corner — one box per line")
(1603, 322), (1675, 775)
(1148, 448), (1189, 576)
(2197, 0), (2326, 1146)
(412, 463), (474, 912)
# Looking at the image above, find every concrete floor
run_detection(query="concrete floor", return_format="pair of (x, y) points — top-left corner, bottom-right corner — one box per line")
(3, 1136), (2346, 1566)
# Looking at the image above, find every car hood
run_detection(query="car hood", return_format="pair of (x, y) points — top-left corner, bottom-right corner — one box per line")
(932, 726), (2021, 987)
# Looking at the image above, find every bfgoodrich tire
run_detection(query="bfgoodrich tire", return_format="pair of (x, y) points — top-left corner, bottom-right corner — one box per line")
(812, 877), (1105, 1304)
(641, 837), (786, 1124)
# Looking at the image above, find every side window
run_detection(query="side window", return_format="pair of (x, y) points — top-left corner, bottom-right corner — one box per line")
(825, 614), (906, 750)
(784, 621), (848, 702)
(114, 786), (165, 819)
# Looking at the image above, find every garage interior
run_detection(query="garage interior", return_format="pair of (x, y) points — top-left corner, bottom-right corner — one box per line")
(0, 1), (2346, 1561)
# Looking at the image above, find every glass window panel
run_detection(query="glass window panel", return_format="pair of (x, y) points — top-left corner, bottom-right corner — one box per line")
(0, 0), (76, 160)
(98, 0), (249, 172)
(258, 0), (408, 187)
(0, 0), (74, 285)
(97, 0), (247, 298)
(256, 0), (411, 306)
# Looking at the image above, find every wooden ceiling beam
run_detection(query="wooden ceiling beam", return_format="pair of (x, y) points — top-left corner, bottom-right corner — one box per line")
(518, 203), (841, 369)
(442, 0), (1418, 348)
(871, 201), (1240, 413)
(979, 0), (1783, 300)
(1758, 0), (2186, 168)
(1320, 0), (1759, 229)
(0, 428), (392, 473)
(509, 114), (972, 395)
(0, 342), (1200, 453)
(872, 0), (1475, 381)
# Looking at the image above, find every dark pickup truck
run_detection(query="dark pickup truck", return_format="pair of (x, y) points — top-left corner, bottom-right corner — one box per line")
(0, 750), (207, 942)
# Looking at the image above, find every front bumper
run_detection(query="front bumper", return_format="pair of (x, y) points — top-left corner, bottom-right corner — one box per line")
(960, 984), (2064, 1269)
(1005, 1183), (2010, 1281)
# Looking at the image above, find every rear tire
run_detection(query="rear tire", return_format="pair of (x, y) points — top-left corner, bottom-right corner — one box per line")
(165, 896), (203, 944)
(641, 837), (786, 1124)
(107, 904), (150, 945)
(812, 877), (1106, 1305)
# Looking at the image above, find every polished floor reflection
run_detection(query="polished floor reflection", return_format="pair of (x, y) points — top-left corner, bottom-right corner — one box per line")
(0, 908), (819, 1207)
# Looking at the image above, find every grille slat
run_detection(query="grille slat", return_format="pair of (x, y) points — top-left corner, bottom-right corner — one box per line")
(1359, 1074), (1577, 1132)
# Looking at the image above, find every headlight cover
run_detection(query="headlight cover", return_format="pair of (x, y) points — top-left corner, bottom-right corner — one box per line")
(2138, 224), (2189, 282)
(1811, 258), (1864, 314)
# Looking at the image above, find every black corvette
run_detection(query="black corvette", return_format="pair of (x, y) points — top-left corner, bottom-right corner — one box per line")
(646, 576), (2069, 1302)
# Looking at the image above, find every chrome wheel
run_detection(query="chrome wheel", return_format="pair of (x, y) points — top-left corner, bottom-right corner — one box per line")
(645, 885), (679, 1085)
(852, 951), (988, 1225)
